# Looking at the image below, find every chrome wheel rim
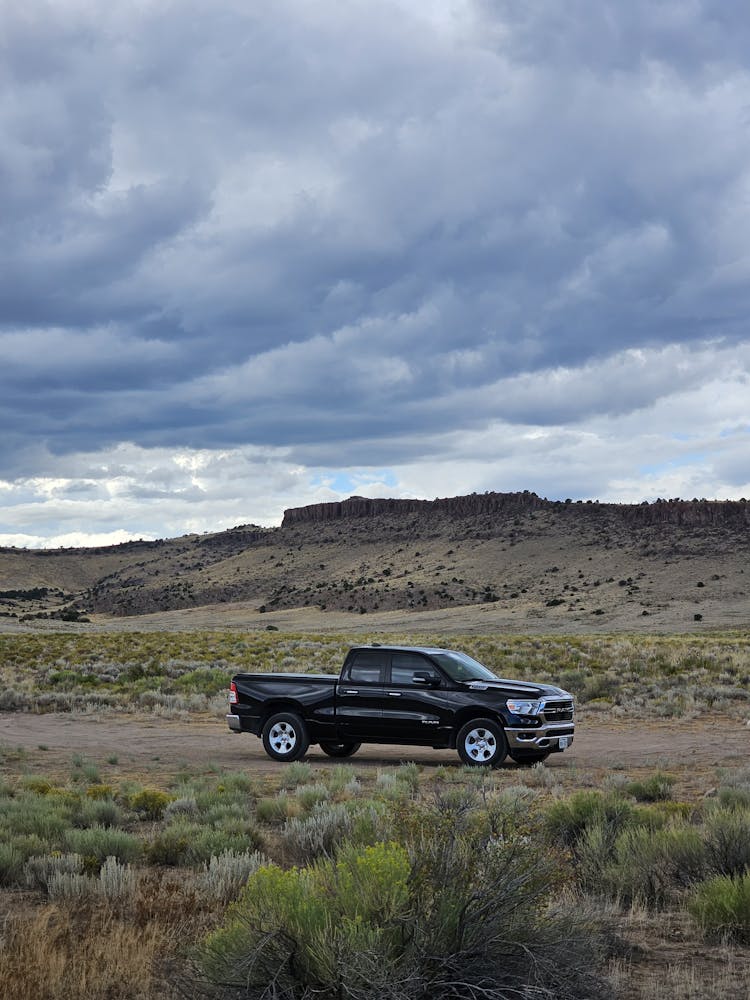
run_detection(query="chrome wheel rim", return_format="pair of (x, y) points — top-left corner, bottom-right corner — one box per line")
(464, 726), (496, 763)
(269, 721), (297, 755)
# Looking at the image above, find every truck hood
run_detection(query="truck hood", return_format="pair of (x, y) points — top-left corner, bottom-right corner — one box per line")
(464, 678), (572, 699)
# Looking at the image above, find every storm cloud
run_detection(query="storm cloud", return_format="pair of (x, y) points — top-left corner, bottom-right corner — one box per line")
(2, 0), (749, 545)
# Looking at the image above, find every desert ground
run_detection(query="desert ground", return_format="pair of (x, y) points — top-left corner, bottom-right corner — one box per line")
(0, 710), (747, 795)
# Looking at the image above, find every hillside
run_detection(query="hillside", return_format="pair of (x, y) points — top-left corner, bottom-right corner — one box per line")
(0, 491), (748, 633)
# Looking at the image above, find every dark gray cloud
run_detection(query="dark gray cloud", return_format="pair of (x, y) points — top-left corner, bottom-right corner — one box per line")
(1, 0), (750, 541)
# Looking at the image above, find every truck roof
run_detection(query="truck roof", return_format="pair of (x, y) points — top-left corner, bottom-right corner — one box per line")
(348, 644), (459, 655)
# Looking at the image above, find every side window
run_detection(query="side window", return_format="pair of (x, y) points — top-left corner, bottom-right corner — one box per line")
(390, 653), (439, 686)
(347, 650), (387, 684)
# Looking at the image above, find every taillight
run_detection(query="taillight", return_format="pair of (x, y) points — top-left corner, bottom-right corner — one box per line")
(228, 681), (238, 705)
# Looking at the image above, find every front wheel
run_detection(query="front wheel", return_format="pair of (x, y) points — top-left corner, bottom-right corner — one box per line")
(261, 712), (309, 762)
(508, 750), (550, 765)
(456, 718), (507, 768)
(319, 741), (361, 758)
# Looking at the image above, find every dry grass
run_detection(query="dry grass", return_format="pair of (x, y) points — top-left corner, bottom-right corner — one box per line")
(609, 907), (750, 999)
(0, 872), (216, 1000)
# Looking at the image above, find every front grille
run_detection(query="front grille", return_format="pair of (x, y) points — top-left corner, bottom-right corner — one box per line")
(542, 700), (574, 722)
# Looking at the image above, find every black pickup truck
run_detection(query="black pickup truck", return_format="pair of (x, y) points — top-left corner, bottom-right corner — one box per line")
(227, 645), (574, 767)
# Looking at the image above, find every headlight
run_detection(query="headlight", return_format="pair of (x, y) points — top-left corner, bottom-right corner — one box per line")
(506, 698), (543, 716)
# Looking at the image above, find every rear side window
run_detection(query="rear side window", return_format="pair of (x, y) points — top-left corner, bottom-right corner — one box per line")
(389, 652), (439, 686)
(346, 650), (387, 684)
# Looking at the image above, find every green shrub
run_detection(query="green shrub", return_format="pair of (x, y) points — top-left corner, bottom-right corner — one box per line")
(716, 786), (750, 810)
(64, 826), (142, 867)
(394, 761), (420, 793)
(544, 791), (633, 848)
(171, 667), (231, 695)
(186, 827), (263, 867)
(72, 797), (124, 829)
(146, 822), (195, 866)
(281, 801), (387, 865)
(216, 771), (257, 796)
(703, 808), (750, 877)
(256, 793), (298, 825)
(164, 796), (198, 819)
(194, 805), (611, 1000)
(626, 772), (675, 802)
(689, 873), (750, 942)
(281, 761), (314, 788)
(282, 802), (356, 863)
(294, 782), (330, 811)
(602, 824), (705, 907)
(0, 842), (25, 887)
(0, 792), (70, 842)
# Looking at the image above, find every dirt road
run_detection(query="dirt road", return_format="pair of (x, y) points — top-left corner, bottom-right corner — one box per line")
(1, 712), (747, 792)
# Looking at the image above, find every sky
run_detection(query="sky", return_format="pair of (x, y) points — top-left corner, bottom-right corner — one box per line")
(2, 0), (750, 548)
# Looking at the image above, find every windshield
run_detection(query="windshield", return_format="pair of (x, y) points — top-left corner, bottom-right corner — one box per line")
(431, 651), (498, 683)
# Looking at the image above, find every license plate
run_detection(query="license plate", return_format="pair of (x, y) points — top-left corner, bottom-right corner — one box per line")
(558, 736), (571, 749)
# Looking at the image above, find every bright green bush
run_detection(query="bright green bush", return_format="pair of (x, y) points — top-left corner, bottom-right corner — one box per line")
(689, 873), (750, 942)
(194, 799), (611, 1000)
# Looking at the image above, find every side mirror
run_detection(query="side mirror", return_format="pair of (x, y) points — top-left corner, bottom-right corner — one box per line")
(413, 671), (439, 687)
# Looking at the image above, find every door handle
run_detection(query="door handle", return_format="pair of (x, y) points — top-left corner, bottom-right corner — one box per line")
(387, 691), (402, 697)
(343, 690), (358, 696)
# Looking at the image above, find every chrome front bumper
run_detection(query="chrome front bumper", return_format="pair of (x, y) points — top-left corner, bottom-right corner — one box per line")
(504, 723), (574, 751)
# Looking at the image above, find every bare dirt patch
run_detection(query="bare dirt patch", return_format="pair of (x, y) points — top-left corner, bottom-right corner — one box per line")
(1, 712), (747, 793)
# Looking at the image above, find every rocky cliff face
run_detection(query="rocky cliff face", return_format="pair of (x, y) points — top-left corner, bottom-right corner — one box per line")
(282, 491), (548, 525)
(282, 492), (750, 530)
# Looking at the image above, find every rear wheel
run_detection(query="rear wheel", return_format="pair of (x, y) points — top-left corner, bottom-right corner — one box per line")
(456, 718), (507, 768)
(261, 712), (309, 762)
(508, 750), (550, 765)
(319, 741), (361, 758)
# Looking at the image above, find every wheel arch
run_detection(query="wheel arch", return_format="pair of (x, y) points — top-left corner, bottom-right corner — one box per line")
(260, 699), (306, 728)
(449, 707), (505, 749)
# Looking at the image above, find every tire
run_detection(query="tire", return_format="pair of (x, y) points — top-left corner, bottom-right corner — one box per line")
(456, 718), (507, 768)
(508, 750), (550, 765)
(318, 741), (361, 758)
(261, 712), (309, 762)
